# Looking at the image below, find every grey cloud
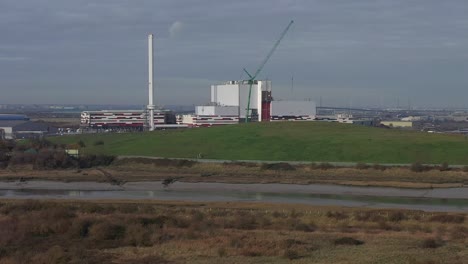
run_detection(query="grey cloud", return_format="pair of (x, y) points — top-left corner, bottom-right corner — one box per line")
(1, 0), (468, 107)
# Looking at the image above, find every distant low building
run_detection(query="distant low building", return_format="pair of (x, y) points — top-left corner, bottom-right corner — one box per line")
(401, 116), (426, 122)
(80, 110), (175, 129)
(0, 120), (58, 139)
(380, 121), (413, 128)
(0, 114), (29, 121)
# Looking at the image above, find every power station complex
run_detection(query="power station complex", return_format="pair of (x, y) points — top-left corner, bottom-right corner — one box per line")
(80, 80), (316, 129)
(179, 80), (316, 126)
(79, 20), (316, 130)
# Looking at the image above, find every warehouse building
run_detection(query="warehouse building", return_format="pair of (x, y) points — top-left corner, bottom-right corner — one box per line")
(0, 120), (58, 139)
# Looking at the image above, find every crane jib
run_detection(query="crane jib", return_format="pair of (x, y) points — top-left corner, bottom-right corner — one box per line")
(245, 20), (294, 123)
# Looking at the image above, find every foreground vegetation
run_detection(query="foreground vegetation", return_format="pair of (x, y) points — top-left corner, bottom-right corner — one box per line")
(0, 200), (466, 264)
(50, 122), (468, 164)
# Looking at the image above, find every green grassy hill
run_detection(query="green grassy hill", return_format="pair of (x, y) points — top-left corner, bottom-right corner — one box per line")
(50, 122), (468, 164)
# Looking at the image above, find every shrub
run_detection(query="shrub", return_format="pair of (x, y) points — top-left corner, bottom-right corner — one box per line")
(283, 249), (300, 260)
(281, 239), (305, 249)
(89, 222), (126, 240)
(421, 238), (443, 249)
(69, 219), (94, 238)
(240, 249), (262, 257)
(372, 163), (387, 171)
(124, 255), (171, 264)
(334, 237), (364, 246)
(449, 226), (467, 240)
(217, 247), (227, 257)
(8, 152), (36, 166)
(77, 140), (86, 148)
(326, 211), (349, 220)
(429, 214), (465, 224)
(223, 161), (258, 168)
(231, 215), (257, 230)
(93, 140), (104, 146)
(353, 211), (384, 222)
(34, 149), (77, 169)
(410, 162), (428, 172)
(30, 245), (68, 264)
(0, 151), (10, 168)
(162, 178), (178, 187)
(294, 222), (316, 232)
(355, 162), (370, 170)
(312, 162), (334, 170)
(388, 211), (407, 222)
(439, 162), (450, 171)
(261, 162), (295, 171)
(26, 138), (54, 150)
(78, 155), (115, 168)
(138, 216), (168, 228)
(125, 223), (152, 247)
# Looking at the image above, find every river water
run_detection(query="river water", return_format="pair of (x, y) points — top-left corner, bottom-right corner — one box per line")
(0, 181), (466, 212)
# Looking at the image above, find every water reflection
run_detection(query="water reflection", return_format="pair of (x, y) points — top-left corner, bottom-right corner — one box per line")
(0, 189), (466, 212)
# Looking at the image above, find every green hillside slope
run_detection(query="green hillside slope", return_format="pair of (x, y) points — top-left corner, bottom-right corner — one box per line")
(50, 122), (468, 164)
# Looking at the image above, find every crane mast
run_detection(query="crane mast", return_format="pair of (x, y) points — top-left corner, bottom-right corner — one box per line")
(245, 20), (294, 123)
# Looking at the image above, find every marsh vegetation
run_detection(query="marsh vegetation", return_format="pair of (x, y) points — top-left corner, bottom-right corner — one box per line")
(0, 200), (466, 263)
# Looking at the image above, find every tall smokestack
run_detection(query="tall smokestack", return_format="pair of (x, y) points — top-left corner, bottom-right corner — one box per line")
(148, 34), (155, 131)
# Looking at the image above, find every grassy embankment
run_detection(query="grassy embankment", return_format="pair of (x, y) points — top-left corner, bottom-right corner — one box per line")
(0, 199), (465, 264)
(50, 122), (468, 164)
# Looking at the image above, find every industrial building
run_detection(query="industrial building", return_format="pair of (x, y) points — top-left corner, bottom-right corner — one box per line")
(177, 80), (316, 126)
(80, 110), (176, 129)
(0, 114), (29, 121)
(0, 115), (57, 139)
(209, 80), (272, 122)
(175, 21), (317, 127)
(380, 121), (413, 128)
(270, 101), (316, 121)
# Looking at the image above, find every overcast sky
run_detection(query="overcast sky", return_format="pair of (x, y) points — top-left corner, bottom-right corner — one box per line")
(1, 0), (468, 108)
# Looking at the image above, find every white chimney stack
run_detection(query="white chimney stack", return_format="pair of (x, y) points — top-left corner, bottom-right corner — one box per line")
(148, 34), (155, 131)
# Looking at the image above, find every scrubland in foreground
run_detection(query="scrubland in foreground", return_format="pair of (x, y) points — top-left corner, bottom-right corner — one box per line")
(0, 200), (466, 264)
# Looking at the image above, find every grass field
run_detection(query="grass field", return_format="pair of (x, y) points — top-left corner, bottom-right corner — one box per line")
(0, 200), (465, 264)
(50, 122), (468, 164)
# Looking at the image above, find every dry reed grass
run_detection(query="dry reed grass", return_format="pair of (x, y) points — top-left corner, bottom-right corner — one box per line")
(0, 199), (465, 263)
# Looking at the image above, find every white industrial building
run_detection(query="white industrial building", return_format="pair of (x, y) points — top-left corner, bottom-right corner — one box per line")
(270, 101), (316, 121)
(210, 80), (272, 122)
(178, 80), (316, 126)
